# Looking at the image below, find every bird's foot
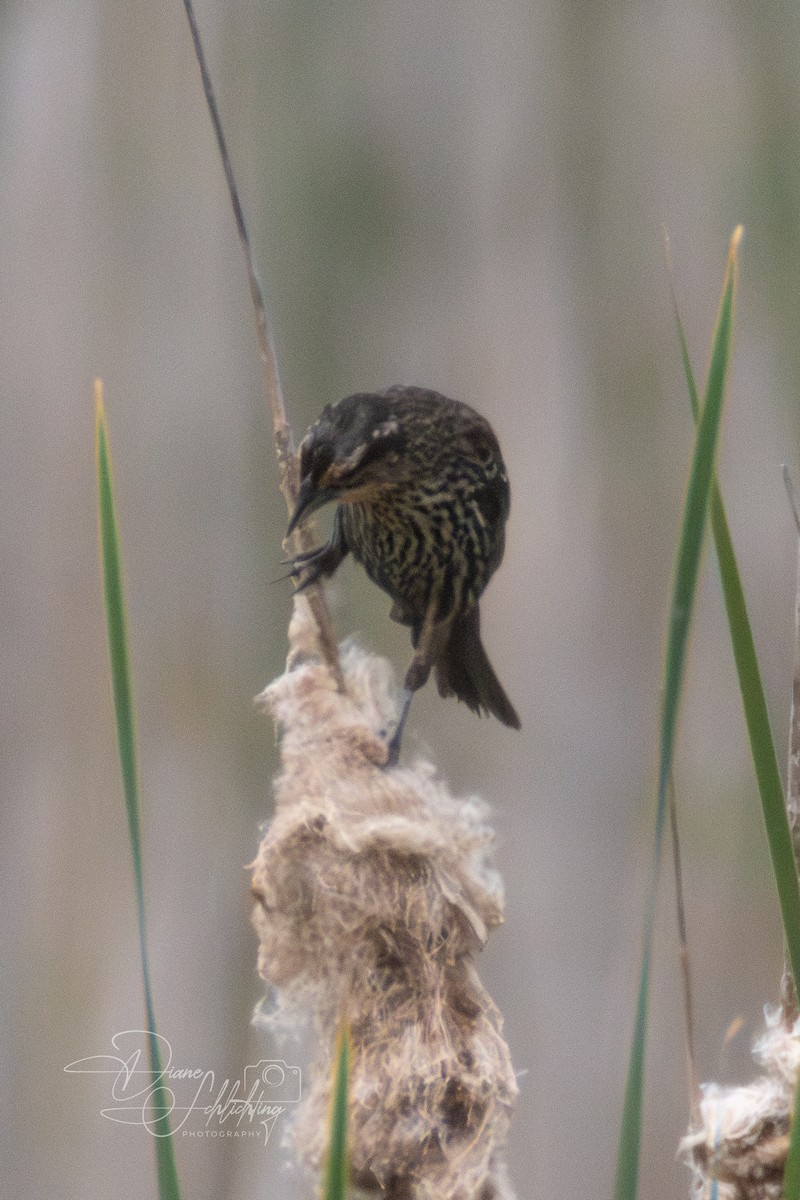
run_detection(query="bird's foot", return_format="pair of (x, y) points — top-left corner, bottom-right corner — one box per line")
(279, 543), (341, 592)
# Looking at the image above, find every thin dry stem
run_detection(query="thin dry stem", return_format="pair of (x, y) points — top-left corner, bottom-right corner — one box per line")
(181, 0), (343, 690)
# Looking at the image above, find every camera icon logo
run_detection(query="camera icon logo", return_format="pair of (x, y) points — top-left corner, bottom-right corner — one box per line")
(243, 1059), (302, 1103)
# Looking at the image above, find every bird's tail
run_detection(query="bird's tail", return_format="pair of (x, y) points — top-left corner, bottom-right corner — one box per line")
(435, 605), (521, 729)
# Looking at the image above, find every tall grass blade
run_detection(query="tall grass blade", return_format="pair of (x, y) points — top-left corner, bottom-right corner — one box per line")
(614, 229), (741, 1200)
(324, 1025), (350, 1200)
(95, 382), (181, 1200)
(669, 256), (800, 993)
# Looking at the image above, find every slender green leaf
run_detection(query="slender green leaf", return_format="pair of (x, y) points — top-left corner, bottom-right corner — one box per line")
(95, 383), (181, 1200)
(614, 944), (651, 1200)
(615, 229), (741, 1200)
(671, 265), (800, 993)
(324, 1024), (350, 1200)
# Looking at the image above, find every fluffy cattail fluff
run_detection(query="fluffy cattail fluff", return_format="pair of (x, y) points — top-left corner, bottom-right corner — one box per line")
(251, 597), (518, 1199)
(680, 1006), (799, 1199)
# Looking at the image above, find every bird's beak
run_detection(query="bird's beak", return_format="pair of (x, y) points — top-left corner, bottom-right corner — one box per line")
(286, 476), (337, 538)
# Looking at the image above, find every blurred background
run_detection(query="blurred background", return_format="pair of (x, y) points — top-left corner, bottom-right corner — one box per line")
(2, 0), (800, 1197)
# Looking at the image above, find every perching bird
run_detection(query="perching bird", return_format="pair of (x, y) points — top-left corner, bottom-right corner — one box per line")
(285, 385), (520, 764)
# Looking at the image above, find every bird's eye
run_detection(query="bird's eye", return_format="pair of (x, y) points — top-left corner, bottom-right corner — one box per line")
(335, 443), (369, 481)
(353, 432), (402, 477)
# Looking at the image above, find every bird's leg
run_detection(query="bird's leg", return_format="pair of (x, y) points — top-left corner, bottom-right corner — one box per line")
(284, 508), (349, 592)
(385, 690), (414, 769)
(384, 592), (452, 767)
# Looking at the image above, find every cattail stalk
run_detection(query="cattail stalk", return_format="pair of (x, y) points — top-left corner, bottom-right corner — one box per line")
(251, 600), (518, 1199)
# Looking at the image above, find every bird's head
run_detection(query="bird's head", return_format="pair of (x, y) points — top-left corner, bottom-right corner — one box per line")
(286, 392), (407, 536)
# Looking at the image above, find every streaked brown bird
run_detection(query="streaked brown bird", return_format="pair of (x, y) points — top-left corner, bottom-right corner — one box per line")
(286, 385), (521, 764)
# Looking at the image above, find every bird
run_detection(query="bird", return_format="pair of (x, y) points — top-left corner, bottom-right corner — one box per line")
(285, 384), (520, 764)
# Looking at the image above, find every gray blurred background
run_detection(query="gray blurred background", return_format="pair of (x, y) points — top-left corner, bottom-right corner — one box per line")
(2, 1), (800, 1197)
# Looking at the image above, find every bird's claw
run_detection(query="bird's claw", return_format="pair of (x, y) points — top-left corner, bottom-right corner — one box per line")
(279, 545), (327, 568)
(273, 543), (333, 589)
